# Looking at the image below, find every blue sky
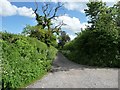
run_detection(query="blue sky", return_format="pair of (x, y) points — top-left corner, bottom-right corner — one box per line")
(1, 0), (116, 40)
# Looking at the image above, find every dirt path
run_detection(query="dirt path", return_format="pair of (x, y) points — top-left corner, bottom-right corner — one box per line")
(27, 52), (118, 88)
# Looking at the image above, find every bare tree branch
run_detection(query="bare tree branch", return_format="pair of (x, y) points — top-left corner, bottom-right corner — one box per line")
(47, 7), (52, 16)
(52, 21), (67, 33)
(33, 1), (65, 32)
(42, 3), (49, 17)
(34, 0), (40, 20)
(49, 2), (63, 20)
(34, 0), (38, 14)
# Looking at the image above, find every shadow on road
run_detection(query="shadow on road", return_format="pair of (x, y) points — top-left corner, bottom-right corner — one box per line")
(50, 52), (118, 73)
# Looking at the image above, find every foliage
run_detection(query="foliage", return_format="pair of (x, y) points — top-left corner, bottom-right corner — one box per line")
(1, 32), (57, 88)
(58, 31), (70, 49)
(114, 1), (120, 27)
(22, 25), (57, 47)
(84, 1), (106, 29)
(62, 1), (120, 68)
(22, 3), (65, 47)
(63, 29), (120, 67)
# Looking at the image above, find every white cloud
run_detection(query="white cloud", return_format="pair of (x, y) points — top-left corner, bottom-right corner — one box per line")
(0, 0), (17, 16)
(69, 34), (77, 40)
(63, 2), (87, 13)
(17, 7), (35, 18)
(0, 0), (117, 17)
(52, 14), (88, 33)
(63, 1), (117, 13)
(0, 0), (35, 18)
(102, 0), (118, 2)
(106, 2), (116, 7)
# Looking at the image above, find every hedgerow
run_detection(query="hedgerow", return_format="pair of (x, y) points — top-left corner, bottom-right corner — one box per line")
(61, 1), (120, 68)
(63, 28), (120, 68)
(1, 32), (57, 88)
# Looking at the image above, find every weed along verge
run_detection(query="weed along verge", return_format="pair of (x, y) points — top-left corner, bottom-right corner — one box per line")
(1, 32), (57, 89)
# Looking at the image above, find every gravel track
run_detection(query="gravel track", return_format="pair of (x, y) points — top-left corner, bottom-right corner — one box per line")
(27, 52), (118, 88)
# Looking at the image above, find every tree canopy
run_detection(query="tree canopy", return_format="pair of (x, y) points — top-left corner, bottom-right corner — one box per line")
(22, 2), (70, 47)
(63, 1), (120, 68)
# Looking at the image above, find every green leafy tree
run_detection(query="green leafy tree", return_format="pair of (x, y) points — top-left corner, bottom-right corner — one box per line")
(63, 1), (120, 67)
(84, 1), (106, 29)
(114, 1), (120, 28)
(22, 25), (58, 47)
(22, 2), (65, 47)
(58, 31), (70, 49)
(113, 1), (120, 56)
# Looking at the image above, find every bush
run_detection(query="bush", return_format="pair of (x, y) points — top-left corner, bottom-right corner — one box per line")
(63, 28), (120, 68)
(22, 25), (57, 47)
(1, 32), (57, 88)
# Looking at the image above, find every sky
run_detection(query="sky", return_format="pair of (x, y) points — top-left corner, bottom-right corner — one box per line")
(0, 0), (118, 40)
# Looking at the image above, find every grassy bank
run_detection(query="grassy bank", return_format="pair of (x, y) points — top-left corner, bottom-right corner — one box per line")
(1, 32), (57, 88)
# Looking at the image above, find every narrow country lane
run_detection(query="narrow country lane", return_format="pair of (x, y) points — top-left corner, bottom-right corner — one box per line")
(27, 52), (118, 88)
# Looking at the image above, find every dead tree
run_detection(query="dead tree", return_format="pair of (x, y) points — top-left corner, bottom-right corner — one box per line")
(33, 1), (66, 47)
(34, 1), (64, 34)
(51, 21), (67, 35)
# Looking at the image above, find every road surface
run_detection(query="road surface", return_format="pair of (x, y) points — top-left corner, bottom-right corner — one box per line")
(27, 52), (118, 88)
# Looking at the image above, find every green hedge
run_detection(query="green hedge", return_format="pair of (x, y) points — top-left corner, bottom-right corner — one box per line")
(1, 32), (57, 88)
(63, 29), (120, 68)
